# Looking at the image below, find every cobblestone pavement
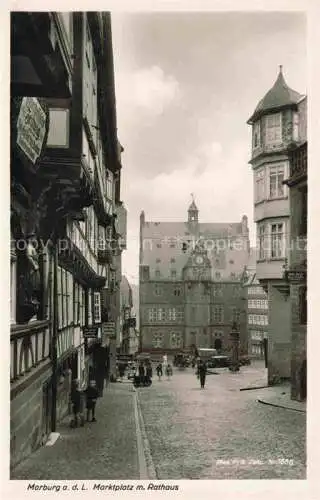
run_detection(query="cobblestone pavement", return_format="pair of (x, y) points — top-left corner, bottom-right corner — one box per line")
(11, 383), (140, 480)
(137, 362), (306, 479)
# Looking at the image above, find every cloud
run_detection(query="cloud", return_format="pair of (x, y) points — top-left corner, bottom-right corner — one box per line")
(116, 65), (180, 118)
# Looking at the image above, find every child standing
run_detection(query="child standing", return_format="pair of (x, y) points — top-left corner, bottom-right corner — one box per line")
(85, 380), (99, 422)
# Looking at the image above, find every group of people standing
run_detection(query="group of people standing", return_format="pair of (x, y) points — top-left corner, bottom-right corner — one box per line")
(70, 379), (99, 427)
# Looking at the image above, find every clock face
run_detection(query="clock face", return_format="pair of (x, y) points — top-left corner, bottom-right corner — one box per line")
(195, 255), (204, 265)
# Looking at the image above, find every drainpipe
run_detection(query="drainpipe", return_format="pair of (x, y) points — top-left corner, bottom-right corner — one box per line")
(51, 242), (58, 433)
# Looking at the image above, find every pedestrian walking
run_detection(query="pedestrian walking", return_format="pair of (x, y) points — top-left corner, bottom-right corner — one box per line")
(197, 360), (207, 389)
(166, 364), (173, 380)
(146, 362), (153, 386)
(70, 379), (84, 428)
(85, 380), (99, 422)
(156, 363), (163, 381)
(138, 362), (145, 386)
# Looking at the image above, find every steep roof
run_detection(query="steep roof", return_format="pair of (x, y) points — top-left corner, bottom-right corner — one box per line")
(248, 66), (304, 124)
(188, 200), (198, 211)
(142, 221), (242, 240)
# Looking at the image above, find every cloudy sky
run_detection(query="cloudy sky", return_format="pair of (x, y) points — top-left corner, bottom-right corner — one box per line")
(111, 11), (307, 284)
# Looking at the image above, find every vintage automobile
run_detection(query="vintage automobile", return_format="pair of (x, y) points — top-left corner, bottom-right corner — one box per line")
(207, 355), (231, 368)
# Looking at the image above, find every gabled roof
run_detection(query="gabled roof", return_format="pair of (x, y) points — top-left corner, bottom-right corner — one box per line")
(248, 66), (304, 124)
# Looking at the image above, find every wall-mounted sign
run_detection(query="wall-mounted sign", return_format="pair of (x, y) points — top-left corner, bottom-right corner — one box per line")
(16, 97), (47, 164)
(83, 326), (99, 338)
(103, 322), (116, 337)
(285, 270), (307, 283)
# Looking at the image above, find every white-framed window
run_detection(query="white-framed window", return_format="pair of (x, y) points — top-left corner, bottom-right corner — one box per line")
(265, 113), (282, 145)
(80, 287), (86, 326)
(93, 291), (101, 323)
(154, 284), (162, 296)
(255, 168), (265, 203)
(171, 269), (177, 278)
(212, 305), (224, 323)
(269, 164), (285, 199)
(170, 332), (182, 349)
(155, 270), (161, 278)
(87, 290), (93, 325)
(258, 224), (266, 260)
(271, 222), (285, 258)
(231, 307), (241, 323)
(168, 308), (177, 321)
(253, 120), (261, 149)
(158, 308), (166, 321)
(153, 332), (163, 348)
(173, 286), (181, 296)
(74, 282), (80, 325)
(148, 308), (157, 322)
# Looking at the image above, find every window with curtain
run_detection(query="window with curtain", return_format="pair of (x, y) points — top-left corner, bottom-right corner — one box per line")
(265, 113), (282, 144)
(269, 164), (285, 199)
(271, 223), (284, 258)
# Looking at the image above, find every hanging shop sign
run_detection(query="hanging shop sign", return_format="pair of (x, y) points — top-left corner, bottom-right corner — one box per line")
(103, 321), (116, 338)
(13, 97), (49, 166)
(83, 325), (99, 338)
(285, 270), (306, 283)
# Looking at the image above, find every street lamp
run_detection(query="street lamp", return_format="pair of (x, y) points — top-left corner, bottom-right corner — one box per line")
(229, 321), (240, 372)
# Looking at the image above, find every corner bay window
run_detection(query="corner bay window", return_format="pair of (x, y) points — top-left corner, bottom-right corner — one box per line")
(265, 113), (282, 145)
(269, 165), (284, 199)
(258, 224), (266, 260)
(271, 223), (284, 258)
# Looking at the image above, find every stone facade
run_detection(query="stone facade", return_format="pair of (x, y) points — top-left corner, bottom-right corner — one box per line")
(247, 67), (305, 385)
(286, 97), (307, 401)
(139, 203), (249, 354)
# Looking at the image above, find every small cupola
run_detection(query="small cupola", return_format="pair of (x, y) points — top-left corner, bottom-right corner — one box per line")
(188, 194), (199, 223)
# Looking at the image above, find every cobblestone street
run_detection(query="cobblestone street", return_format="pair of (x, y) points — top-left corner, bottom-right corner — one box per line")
(11, 362), (306, 481)
(137, 362), (306, 479)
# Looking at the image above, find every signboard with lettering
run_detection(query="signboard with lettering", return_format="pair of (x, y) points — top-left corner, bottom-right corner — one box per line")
(16, 97), (47, 164)
(285, 270), (306, 282)
(83, 326), (98, 338)
(103, 322), (116, 337)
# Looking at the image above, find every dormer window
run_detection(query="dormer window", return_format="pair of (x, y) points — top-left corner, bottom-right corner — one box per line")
(253, 121), (261, 149)
(265, 113), (282, 145)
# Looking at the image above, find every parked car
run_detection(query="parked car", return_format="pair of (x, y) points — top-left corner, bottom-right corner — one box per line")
(239, 356), (251, 366)
(207, 355), (231, 368)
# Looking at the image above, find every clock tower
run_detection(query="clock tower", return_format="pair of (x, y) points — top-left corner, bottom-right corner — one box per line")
(183, 244), (212, 350)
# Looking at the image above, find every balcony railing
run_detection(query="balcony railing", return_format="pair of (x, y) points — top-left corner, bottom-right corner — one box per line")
(290, 143), (307, 180)
(10, 320), (51, 383)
